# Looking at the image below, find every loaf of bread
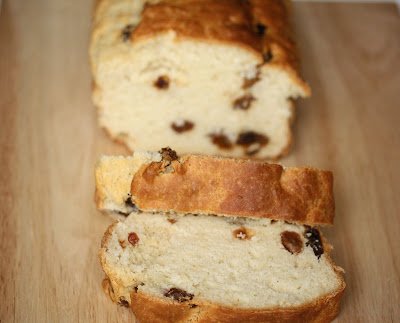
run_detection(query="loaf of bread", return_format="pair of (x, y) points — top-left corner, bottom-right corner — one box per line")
(90, 0), (311, 159)
(95, 148), (334, 225)
(100, 212), (345, 323)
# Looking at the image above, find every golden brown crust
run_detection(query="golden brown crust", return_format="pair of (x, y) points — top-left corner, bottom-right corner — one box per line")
(129, 284), (344, 323)
(131, 0), (310, 95)
(130, 155), (335, 225)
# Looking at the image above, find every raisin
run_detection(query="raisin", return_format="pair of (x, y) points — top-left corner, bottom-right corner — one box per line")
(154, 76), (170, 89)
(164, 288), (194, 303)
(263, 50), (273, 63)
(167, 218), (177, 224)
(210, 133), (233, 149)
(159, 147), (178, 162)
(236, 131), (269, 146)
(121, 24), (135, 41)
(233, 95), (256, 110)
(128, 232), (139, 246)
(189, 304), (198, 308)
(171, 120), (194, 133)
(281, 231), (303, 254)
(270, 220), (277, 224)
(304, 226), (324, 259)
(233, 226), (253, 240)
(118, 299), (129, 307)
(256, 23), (267, 36)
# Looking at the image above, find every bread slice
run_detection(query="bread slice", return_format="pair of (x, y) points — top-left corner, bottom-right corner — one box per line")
(99, 212), (345, 323)
(90, 0), (310, 159)
(95, 149), (335, 225)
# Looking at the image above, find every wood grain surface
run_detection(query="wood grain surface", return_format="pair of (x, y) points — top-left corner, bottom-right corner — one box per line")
(1, 1), (399, 322)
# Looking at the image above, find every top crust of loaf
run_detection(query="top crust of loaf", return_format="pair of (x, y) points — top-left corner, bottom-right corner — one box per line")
(132, 0), (309, 94)
(91, 0), (310, 96)
(94, 151), (335, 225)
(130, 155), (334, 225)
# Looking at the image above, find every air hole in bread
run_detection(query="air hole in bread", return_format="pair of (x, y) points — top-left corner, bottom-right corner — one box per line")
(154, 75), (170, 89)
(233, 94), (256, 110)
(121, 24), (135, 41)
(281, 231), (303, 254)
(164, 288), (194, 303)
(171, 120), (194, 133)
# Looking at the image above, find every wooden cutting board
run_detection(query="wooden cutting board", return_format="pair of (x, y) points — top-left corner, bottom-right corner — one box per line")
(1, 1), (399, 321)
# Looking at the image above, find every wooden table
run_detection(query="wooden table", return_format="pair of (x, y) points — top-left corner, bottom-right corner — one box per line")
(1, 1), (399, 322)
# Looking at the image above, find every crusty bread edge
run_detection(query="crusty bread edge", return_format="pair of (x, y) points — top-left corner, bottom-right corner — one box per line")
(130, 155), (335, 225)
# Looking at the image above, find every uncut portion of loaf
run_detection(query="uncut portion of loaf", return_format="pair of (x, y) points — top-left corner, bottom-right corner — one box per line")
(100, 212), (345, 323)
(95, 149), (335, 225)
(90, 0), (310, 159)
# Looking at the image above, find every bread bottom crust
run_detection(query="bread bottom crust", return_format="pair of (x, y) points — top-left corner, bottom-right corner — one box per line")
(127, 283), (345, 323)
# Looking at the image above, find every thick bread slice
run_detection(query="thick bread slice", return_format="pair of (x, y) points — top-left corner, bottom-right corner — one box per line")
(90, 0), (310, 159)
(99, 212), (345, 323)
(95, 149), (335, 225)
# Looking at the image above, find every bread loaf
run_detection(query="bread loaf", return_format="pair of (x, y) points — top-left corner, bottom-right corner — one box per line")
(90, 0), (311, 159)
(95, 149), (334, 225)
(99, 212), (345, 323)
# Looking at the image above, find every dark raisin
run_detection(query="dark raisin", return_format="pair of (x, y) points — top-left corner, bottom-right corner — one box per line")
(128, 232), (139, 246)
(118, 299), (130, 307)
(256, 23), (267, 36)
(154, 76), (170, 89)
(236, 131), (269, 155)
(281, 231), (303, 254)
(233, 95), (256, 110)
(164, 288), (194, 303)
(304, 226), (324, 259)
(236, 131), (269, 146)
(171, 120), (194, 133)
(121, 24), (135, 41)
(210, 133), (233, 149)
(233, 226), (253, 240)
(263, 50), (273, 63)
(189, 304), (198, 308)
(159, 147), (178, 162)
(270, 220), (277, 224)
(167, 218), (177, 224)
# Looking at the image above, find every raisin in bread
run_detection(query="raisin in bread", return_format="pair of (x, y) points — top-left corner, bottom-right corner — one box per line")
(90, 0), (311, 160)
(99, 212), (345, 323)
(95, 149), (334, 225)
